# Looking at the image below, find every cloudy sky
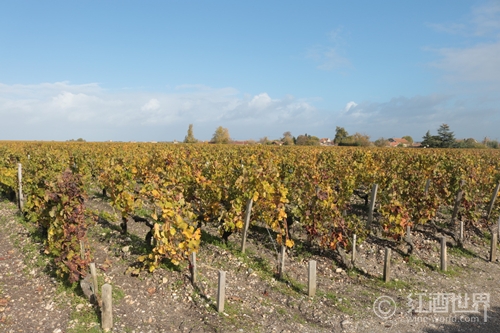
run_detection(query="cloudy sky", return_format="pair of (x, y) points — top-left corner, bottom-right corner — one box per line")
(1, 1), (499, 142)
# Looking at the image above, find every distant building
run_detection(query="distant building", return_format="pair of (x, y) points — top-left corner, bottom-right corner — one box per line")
(388, 138), (409, 147)
(319, 138), (332, 146)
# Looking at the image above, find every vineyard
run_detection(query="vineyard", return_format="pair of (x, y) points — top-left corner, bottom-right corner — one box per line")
(1, 141), (500, 332)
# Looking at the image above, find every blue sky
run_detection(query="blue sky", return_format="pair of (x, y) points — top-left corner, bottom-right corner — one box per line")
(1, 0), (499, 142)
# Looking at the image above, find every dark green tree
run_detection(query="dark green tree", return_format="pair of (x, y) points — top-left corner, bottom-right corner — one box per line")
(437, 124), (455, 148)
(421, 130), (440, 148)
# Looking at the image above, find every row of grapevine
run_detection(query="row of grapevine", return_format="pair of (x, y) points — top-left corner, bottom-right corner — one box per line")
(1, 141), (500, 278)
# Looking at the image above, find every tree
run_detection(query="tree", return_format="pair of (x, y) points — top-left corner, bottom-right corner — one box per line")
(295, 134), (320, 146)
(456, 138), (485, 149)
(402, 136), (413, 144)
(483, 137), (499, 149)
(374, 137), (389, 147)
(334, 127), (348, 145)
(259, 136), (271, 145)
(338, 133), (371, 147)
(281, 131), (294, 145)
(437, 124), (455, 148)
(211, 126), (231, 144)
(421, 130), (440, 148)
(183, 124), (198, 143)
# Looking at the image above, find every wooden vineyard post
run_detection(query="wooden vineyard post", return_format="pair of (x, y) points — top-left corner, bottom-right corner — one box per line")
(486, 182), (500, 219)
(383, 247), (391, 283)
(308, 260), (316, 297)
(217, 271), (226, 313)
(240, 198), (254, 254)
(190, 252), (197, 284)
(352, 234), (357, 265)
(278, 245), (286, 279)
(367, 184), (378, 230)
(490, 232), (497, 262)
(101, 284), (113, 331)
(498, 216), (500, 240)
(459, 221), (464, 243)
(405, 225), (412, 243)
(17, 163), (24, 210)
(90, 263), (98, 298)
(440, 237), (447, 271)
(451, 180), (464, 231)
(424, 179), (430, 196)
(80, 240), (85, 260)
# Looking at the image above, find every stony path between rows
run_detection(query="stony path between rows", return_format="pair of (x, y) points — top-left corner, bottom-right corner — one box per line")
(2, 197), (500, 333)
(0, 205), (71, 333)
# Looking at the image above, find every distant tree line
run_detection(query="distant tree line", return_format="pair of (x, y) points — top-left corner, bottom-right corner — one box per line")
(334, 127), (371, 147)
(421, 124), (499, 149)
(179, 123), (499, 149)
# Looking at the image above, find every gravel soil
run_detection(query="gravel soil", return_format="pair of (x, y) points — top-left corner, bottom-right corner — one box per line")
(2, 196), (500, 333)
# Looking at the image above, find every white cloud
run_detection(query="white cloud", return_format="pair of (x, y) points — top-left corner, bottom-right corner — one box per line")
(0, 82), (318, 141)
(248, 93), (273, 109)
(141, 98), (160, 111)
(426, 2), (500, 91)
(343, 101), (358, 113)
(334, 93), (500, 140)
(430, 41), (500, 87)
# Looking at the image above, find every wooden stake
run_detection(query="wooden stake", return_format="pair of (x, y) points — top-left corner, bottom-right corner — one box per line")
(308, 260), (316, 297)
(240, 198), (253, 254)
(278, 245), (286, 279)
(367, 184), (378, 229)
(17, 163), (24, 210)
(459, 220), (464, 242)
(486, 182), (500, 219)
(405, 225), (412, 243)
(424, 179), (430, 196)
(101, 284), (113, 331)
(80, 240), (85, 260)
(490, 232), (497, 262)
(190, 252), (197, 284)
(451, 180), (464, 229)
(440, 237), (447, 271)
(497, 216), (500, 240)
(383, 247), (391, 283)
(90, 263), (98, 297)
(352, 234), (357, 264)
(217, 271), (226, 313)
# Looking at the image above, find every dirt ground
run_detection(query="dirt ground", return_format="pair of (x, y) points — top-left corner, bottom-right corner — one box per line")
(2, 195), (500, 333)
